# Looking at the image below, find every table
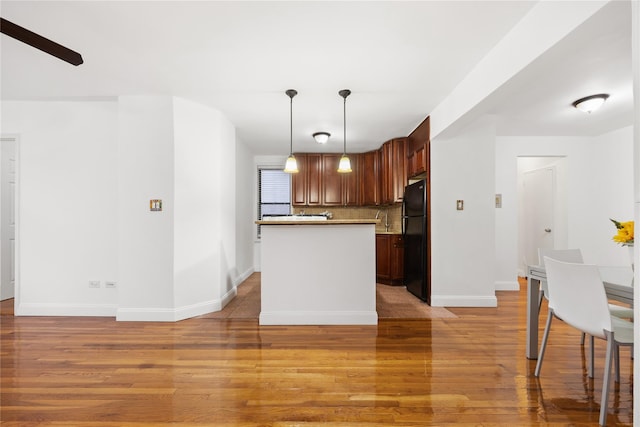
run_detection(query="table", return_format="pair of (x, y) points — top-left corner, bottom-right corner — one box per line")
(526, 264), (634, 359)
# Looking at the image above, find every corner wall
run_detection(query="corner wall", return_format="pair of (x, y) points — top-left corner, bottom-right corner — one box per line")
(2, 97), (242, 321)
(430, 119), (497, 307)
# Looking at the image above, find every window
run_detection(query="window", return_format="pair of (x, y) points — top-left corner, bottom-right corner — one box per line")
(258, 168), (291, 237)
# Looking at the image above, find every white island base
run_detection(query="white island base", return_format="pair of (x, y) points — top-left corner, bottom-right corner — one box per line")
(257, 220), (378, 325)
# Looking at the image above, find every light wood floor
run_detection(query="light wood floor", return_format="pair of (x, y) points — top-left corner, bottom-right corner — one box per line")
(0, 277), (633, 426)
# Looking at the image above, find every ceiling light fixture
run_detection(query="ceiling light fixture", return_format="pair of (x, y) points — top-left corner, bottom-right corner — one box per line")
(313, 132), (330, 144)
(572, 93), (609, 114)
(283, 89), (299, 174)
(337, 89), (352, 173)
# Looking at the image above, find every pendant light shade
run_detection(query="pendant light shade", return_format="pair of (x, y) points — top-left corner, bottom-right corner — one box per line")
(283, 89), (299, 173)
(337, 89), (352, 173)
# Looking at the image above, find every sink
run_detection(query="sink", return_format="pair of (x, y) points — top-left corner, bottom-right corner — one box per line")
(262, 215), (328, 221)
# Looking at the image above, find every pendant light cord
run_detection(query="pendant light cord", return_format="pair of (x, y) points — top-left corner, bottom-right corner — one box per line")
(343, 96), (346, 155)
(286, 89), (297, 155)
(338, 89), (351, 155)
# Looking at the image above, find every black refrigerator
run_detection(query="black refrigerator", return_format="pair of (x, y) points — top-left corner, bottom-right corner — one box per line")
(402, 179), (430, 303)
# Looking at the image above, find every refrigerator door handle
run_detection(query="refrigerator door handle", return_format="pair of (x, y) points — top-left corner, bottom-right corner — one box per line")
(401, 198), (406, 237)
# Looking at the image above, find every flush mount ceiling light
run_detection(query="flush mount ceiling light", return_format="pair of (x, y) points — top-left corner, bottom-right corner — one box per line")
(572, 93), (609, 114)
(313, 132), (330, 144)
(283, 89), (299, 174)
(337, 89), (352, 173)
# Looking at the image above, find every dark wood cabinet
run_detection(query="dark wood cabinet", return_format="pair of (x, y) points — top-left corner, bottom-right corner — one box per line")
(306, 153), (322, 206)
(291, 154), (308, 206)
(407, 116), (429, 179)
(293, 153), (360, 206)
(321, 154), (343, 206)
(380, 138), (407, 205)
(343, 154), (360, 206)
(292, 139), (406, 207)
(360, 150), (380, 206)
(292, 153), (322, 206)
(376, 234), (404, 285)
(407, 144), (426, 178)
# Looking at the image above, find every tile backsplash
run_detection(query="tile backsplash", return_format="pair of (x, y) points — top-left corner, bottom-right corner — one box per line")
(292, 204), (403, 234)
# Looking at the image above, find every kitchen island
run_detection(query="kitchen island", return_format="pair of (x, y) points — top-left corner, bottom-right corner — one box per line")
(256, 219), (378, 325)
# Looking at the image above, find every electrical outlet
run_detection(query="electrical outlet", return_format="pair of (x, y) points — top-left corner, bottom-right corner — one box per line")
(89, 280), (100, 288)
(105, 281), (117, 289)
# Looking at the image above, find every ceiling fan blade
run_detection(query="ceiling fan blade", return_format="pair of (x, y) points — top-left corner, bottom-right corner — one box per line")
(0, 17), (83, 66)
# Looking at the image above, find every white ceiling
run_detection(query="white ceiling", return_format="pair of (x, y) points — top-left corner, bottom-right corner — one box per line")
(0, 1), (633, 155)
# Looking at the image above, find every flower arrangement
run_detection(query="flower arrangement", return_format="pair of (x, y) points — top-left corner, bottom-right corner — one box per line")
(610, 219), (634, 246)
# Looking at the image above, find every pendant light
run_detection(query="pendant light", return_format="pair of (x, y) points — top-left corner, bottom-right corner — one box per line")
(337, 89), (352, 173)
(283, 89), (299, 173)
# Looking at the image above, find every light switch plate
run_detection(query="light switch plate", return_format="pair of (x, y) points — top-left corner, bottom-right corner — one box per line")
(150, 199), (162, 211)
(456, 200), (464, 210)
(495, 194), (502, 208)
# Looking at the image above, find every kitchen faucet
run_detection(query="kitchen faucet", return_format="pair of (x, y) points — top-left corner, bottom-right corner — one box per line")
(375, 210), (390, 231)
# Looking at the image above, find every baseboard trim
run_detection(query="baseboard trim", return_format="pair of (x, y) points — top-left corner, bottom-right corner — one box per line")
(16, 303), (117, 317)
(116, 299), (221, 322)
(233, 267), (255, 287)
(430, 295), (498, 307)
(259, 310), (378, 325)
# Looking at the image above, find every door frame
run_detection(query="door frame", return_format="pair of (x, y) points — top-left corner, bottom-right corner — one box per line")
(517, 156), (568, 276)
(0, 135), (20, 310)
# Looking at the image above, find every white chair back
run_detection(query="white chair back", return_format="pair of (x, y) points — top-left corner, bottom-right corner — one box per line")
(539, 248), (583, 266)
(543, 257), (611, 340)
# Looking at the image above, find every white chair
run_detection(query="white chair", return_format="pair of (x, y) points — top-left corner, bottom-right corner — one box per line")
(537, 248), (584, 306)
(538, 248), (633, 353)
(534, 257), (634, 426)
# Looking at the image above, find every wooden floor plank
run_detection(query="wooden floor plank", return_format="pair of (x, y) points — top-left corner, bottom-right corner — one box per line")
(0, 277), (633, 426)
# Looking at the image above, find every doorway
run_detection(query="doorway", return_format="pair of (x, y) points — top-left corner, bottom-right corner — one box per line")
(1, 137), (16, 301)
(518, 156), (568, 275)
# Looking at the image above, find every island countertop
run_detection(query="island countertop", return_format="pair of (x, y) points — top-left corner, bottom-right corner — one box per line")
(256, 219), (379, 225)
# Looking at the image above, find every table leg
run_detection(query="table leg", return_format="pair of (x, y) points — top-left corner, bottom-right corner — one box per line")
(526, 276), (539, 359)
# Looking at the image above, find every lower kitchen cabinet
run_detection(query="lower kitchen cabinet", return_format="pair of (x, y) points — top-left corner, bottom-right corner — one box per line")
(376, 234), (404, 285)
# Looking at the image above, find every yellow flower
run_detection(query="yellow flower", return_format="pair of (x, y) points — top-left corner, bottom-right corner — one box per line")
(610, 219), (634, 246)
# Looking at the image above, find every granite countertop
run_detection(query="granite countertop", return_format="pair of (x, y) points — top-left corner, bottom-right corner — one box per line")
(256, 219), (379, 225)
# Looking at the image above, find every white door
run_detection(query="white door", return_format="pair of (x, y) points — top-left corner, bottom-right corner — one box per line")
(522, 167), (554, 267)
(1, 138), (16, 301)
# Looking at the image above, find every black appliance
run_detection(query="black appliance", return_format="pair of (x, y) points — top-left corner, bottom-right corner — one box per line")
(402, 179), (429, 303)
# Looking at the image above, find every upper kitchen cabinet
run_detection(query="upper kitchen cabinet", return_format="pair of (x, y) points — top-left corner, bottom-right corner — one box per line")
(293, 153), (360, 206)
(291, 153), (322, 206)
(359, 150), (380, 206)
(321, 154), (343, 206)
(407, 116), (430, 179)
(380, 138), (407, 204)
(343, 154), (360, 206)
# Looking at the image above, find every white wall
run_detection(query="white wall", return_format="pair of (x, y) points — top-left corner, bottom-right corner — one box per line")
(217, 110), (237, 298)
(173, 97), (222, 312)
(117, 96), (176, 319)
(495, 127), (634, 284)
(235, 137), (256, 283)
(430, 119), (497, 307)
(2, 101), (119, 315)
(2, 96), (243, 321)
